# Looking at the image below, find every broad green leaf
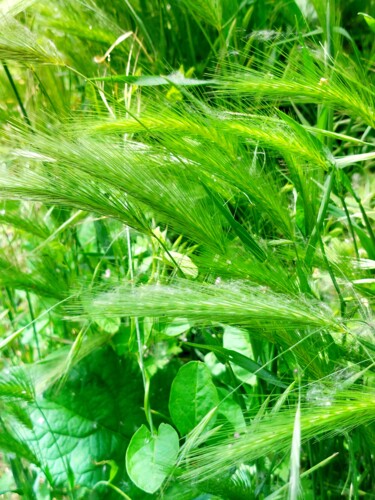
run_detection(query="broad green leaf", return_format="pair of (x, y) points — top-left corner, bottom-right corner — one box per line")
(164, 251), (199, 278)
(18, 347), (145, 489)
(126, 423), (179, 494)
(169, 361), (219, 436)
(95, 316), (121, 334)
(165, 318), (191, 337)
(45, 347), (145, 438)
(26, 399), (124, 487)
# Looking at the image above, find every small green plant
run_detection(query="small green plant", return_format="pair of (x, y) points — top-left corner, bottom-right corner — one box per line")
(0, 0), (374, 498)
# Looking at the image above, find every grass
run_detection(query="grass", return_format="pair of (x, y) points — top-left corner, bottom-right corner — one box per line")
(0, 0), (374, 498)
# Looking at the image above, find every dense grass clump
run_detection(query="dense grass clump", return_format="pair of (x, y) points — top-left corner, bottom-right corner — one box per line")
(0, 0), (374, 498)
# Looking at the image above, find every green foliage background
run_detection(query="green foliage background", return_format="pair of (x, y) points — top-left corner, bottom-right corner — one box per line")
(0, 0), (374, 498)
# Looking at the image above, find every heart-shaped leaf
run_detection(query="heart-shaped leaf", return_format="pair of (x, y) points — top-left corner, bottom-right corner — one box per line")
(126, 423), (179, 494)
